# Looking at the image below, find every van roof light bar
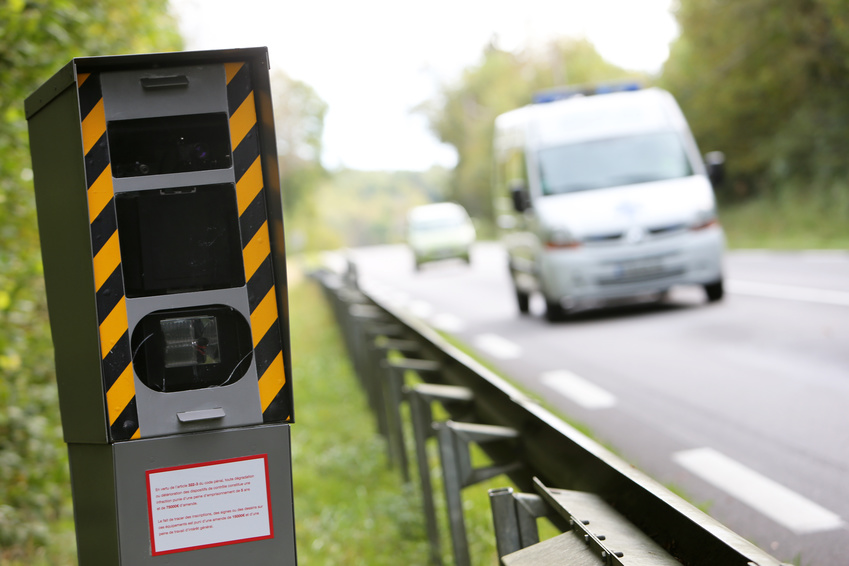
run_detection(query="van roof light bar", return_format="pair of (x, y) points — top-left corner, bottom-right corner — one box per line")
(532, 81), (642, 104)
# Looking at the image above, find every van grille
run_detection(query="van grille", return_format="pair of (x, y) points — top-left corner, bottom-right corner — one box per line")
(598, 253), (684, 285)
(584, 222), (688, 246)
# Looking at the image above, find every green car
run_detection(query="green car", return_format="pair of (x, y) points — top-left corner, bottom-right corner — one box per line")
(406, 203), (476, 270)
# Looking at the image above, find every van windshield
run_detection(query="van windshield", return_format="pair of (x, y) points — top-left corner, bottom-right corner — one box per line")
(537, 132), (694, 195)
(410, 214), (467, 233)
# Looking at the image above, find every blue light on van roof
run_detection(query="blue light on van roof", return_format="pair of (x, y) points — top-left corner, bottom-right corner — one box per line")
(532, 88), (585, 103)
(533, 82), (642, 104)
(595, 82), (641, 94)
(533, 92), (564, 103)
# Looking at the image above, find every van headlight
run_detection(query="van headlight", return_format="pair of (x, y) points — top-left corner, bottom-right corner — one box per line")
(689, 209), (719, 231)
(545, 227), (581, 249)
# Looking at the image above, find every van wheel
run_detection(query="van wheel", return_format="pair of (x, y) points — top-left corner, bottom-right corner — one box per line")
(516, 289), (530, 314)
(704, 280), (724, 302)
(545, 299), (566, 322)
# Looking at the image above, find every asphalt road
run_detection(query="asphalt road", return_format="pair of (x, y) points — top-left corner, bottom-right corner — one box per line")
(347, 242), (849, 566)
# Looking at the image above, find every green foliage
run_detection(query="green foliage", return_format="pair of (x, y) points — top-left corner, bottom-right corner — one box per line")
(660, 0), (849, 196)
(0, 0), (182, 560)
(720, 180), (849, 249)
(421, 11), (849, 247)
(422, 39), (640, 221)
(272, 70), (329, 217)
(288, 167), (450, 252)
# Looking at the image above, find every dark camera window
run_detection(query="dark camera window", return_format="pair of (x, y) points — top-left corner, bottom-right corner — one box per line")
(115, 184), (245, 297)
(131, 305), (253, 392)
(107, 113), (231, 177)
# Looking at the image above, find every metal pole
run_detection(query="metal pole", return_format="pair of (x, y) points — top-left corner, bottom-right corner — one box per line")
(409, 388), (444, 566)
(489, 487), (523, 559)
(436, 422), (471, 566)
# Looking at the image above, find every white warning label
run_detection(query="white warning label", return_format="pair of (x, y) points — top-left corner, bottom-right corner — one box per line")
(146, 455), (273, 555)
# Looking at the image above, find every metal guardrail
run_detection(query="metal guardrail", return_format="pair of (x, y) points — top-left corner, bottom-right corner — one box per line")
(313, 263), (789, 566)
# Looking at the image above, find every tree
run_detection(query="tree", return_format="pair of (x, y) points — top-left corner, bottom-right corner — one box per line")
(422, 38), (638, 223)
(310, 168), (448, 249)
(660, 0), (849, 195)
(267, 70), (331, 253)
(0, 1), (182, 558)
(271, 69), (328, 216)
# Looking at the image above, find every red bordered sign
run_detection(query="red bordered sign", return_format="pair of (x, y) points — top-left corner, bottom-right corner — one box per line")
(146, 454), (274, 555)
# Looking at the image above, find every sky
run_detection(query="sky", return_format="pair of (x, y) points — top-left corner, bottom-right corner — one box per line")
(170, 0), (678, 171)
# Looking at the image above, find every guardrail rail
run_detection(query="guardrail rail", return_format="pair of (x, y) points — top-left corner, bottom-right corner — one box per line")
(312, 262), (789, 566)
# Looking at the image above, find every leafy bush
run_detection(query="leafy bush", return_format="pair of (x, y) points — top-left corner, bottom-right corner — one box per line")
(0, 1), (182, 559)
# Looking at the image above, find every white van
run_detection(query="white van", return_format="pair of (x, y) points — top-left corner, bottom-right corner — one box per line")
(494, 86), (725, 320)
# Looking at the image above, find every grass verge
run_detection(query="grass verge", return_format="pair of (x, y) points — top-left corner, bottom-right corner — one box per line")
(291, 279), (525, 565)
(290, 279), (431, 564)
(719, 184), (849, 249)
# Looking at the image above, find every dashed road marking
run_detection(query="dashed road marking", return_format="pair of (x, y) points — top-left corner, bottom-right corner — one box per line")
(799, 250), (849, 263)
(474, 333), (522, 360)
(431, 313), (466, 333)
(388, 290), (411, 307)
(408, 299), (434, 318)
(673, 447), (843, 534)
(362, 283), (466, 333)
(541, 370), (617, 409)
(727, 279), (849, 307)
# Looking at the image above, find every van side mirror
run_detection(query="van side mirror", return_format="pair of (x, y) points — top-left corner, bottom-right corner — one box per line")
(509, 179), (530, 213)
(704, 151), (726, 187)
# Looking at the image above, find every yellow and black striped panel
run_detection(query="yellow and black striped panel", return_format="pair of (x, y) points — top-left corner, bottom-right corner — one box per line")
(77, 72), (140, 442)
(226, 62), (290, 422)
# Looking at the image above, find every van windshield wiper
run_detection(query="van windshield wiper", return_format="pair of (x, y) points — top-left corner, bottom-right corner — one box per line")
(608, 174), (681, 185)
(545, 183), (601, 195)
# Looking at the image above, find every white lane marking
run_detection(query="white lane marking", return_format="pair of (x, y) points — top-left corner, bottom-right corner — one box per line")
(387, 290), (410, 307)
(731, 250), (849, 263)
(540, 370), (617, 409)
(800, 250), (849, 263)
(673, 448), (843, 534)
(362, 284), (466, 333)
(727, 279), (849, 307)
(431, 313), (466, 333)
(408, 300), (434, 319)
(474, 333), (522, 360)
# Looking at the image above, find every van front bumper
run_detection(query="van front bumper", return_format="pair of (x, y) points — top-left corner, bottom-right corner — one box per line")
(539, 226), (724, 306)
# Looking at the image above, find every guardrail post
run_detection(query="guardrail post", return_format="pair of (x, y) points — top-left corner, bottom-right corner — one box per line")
(348, 305), (404, 444)
(363, 325), (404, 439)
(408, 384), (475, 566)
(329, 283), (369, 361)
(377, 338), (422, 359)
(374, 339), (424, 474)
(345, 256), (359, 290)
(381, 357), (440, 483)
(347, 305), (385, 427)
(436, 421), (522, 566)
(347, 304), (383, 387)
(488, 488), (551, 559)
